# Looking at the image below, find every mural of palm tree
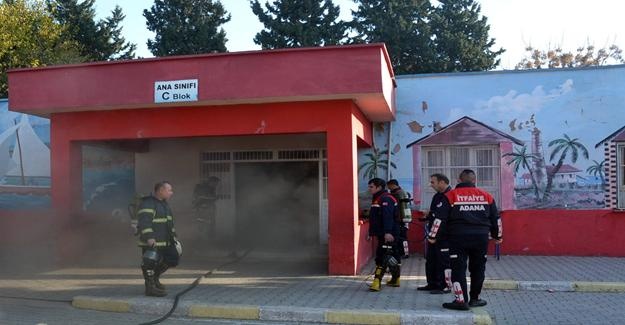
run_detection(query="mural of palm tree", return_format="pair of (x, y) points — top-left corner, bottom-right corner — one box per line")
(503, 145), (541, 201)
(359, 147), (397, 180)
(545, 134), (589, 199)
(586, 159), (606, 187)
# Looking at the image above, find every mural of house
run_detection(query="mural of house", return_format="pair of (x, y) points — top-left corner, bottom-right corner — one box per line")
(546, 164), (582, 187)
(596, 125), (625, 209)
(405, 116), (522, 211)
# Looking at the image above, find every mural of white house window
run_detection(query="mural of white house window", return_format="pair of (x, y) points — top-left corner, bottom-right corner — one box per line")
(421, 145), (500, 208)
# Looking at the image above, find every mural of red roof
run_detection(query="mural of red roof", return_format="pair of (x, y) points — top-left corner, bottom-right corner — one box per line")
(596, 124), (625, 148)
(406, 116), (523, 147)
(546, 164), (582, 174)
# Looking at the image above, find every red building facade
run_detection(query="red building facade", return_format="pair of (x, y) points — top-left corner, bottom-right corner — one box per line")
(8, 44), (396, 275)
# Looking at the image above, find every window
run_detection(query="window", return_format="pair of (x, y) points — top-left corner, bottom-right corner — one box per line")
(199, 149), (327, 201)
(421, 145), (500, 208)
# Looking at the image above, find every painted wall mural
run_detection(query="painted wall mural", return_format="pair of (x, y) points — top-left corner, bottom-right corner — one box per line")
(0, 99), (51, 209)
(358, 65), (625, 210)
(82, 144), (135, 218)
(1, 99), (134, 213)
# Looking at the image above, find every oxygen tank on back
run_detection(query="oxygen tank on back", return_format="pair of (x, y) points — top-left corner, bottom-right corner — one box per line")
(398, 191), (413, 223)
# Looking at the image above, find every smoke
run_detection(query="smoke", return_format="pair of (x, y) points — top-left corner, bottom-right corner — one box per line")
(0, 145), (328, 278)
(232, 162), (320, 254)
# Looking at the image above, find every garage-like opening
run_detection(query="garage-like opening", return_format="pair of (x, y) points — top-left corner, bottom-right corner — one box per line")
(76, 134), (328, 275)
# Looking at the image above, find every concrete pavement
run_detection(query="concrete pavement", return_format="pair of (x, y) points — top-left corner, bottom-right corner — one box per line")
(3, 254), (625, 324)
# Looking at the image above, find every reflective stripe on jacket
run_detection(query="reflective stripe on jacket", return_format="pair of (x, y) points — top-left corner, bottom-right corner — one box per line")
(137, 196), (176, 247)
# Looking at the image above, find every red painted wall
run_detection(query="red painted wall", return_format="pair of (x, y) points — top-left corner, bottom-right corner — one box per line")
(49, 100), (374, 275)
(2, 207), (625, 271)
(404, 209), (625, 256)
(497, 209), (625, 256)
(9, 45), (394, 121)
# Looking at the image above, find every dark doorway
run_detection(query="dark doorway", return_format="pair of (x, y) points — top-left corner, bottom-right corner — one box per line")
(234, 162), (319, 252)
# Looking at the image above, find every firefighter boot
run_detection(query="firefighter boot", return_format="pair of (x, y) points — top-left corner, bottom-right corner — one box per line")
(386, 265), (401, 287)
(369, 266), (384, 292)
(154, 263), (169, 290)
(143, 267), (167, 297)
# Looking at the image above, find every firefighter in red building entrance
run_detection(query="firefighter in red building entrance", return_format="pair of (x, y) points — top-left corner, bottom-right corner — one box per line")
(367, 178), (402, 292)
(137, 181), (181, 297)
(193, 176), (220, 240)
(428, 169), (502, 310)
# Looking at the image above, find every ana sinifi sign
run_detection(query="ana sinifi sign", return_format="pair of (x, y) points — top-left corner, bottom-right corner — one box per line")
(154, 79), (198, 103)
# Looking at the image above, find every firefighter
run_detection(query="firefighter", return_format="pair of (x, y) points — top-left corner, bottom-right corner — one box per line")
(418, 173), (452, 294)
(428, 169), (503, 310)
(192, 176), (220, 239)
(386, 179), (412, 258)
(367, 178), (402, 291)
(137, 181), (180, 297)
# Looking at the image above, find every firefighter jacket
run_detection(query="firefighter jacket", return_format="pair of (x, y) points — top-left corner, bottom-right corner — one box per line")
(368, 190), (400, 237)
(428, 183), (502, 241)
(426, 186), (452, 239)
(137, 196), (177, 247)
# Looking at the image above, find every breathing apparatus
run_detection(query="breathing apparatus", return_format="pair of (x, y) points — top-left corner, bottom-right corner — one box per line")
(398, 193), (413, 223)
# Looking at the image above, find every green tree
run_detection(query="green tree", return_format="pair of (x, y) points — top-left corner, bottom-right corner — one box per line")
(46, 0), (136, 61)
(350, 0), (434, 74)
(586, 159), (606, 185)
(503, 145), (541, 201)
(0, 0), (83, 97)
(144, 0), (230, 56)
(516, 44), (624, 69)
(428, 0), (504, 72)
(545, 134), (589, 198)
(250, 0), (348, 49)
(359, 147), (397, 180)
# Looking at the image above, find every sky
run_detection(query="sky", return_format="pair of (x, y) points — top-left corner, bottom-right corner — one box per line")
(94, 0), (625, 70)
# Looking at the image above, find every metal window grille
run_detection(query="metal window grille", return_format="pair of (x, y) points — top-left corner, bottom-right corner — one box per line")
(233, 151), (273, 161)
(201, 152), (231, 161)
(277, 150), (320, 160)
(199, 162), (231, 199)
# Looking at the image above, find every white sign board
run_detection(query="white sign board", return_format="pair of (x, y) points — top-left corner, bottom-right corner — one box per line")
(154, 79), (198, 103)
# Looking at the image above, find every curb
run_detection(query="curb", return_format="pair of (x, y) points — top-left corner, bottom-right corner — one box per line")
(482, 280), (625, 292)
(72, 296), (487, 325)
(573, 281), (625, 293)
(72, 281), (625, 324)
(72, 296), (131, 313)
